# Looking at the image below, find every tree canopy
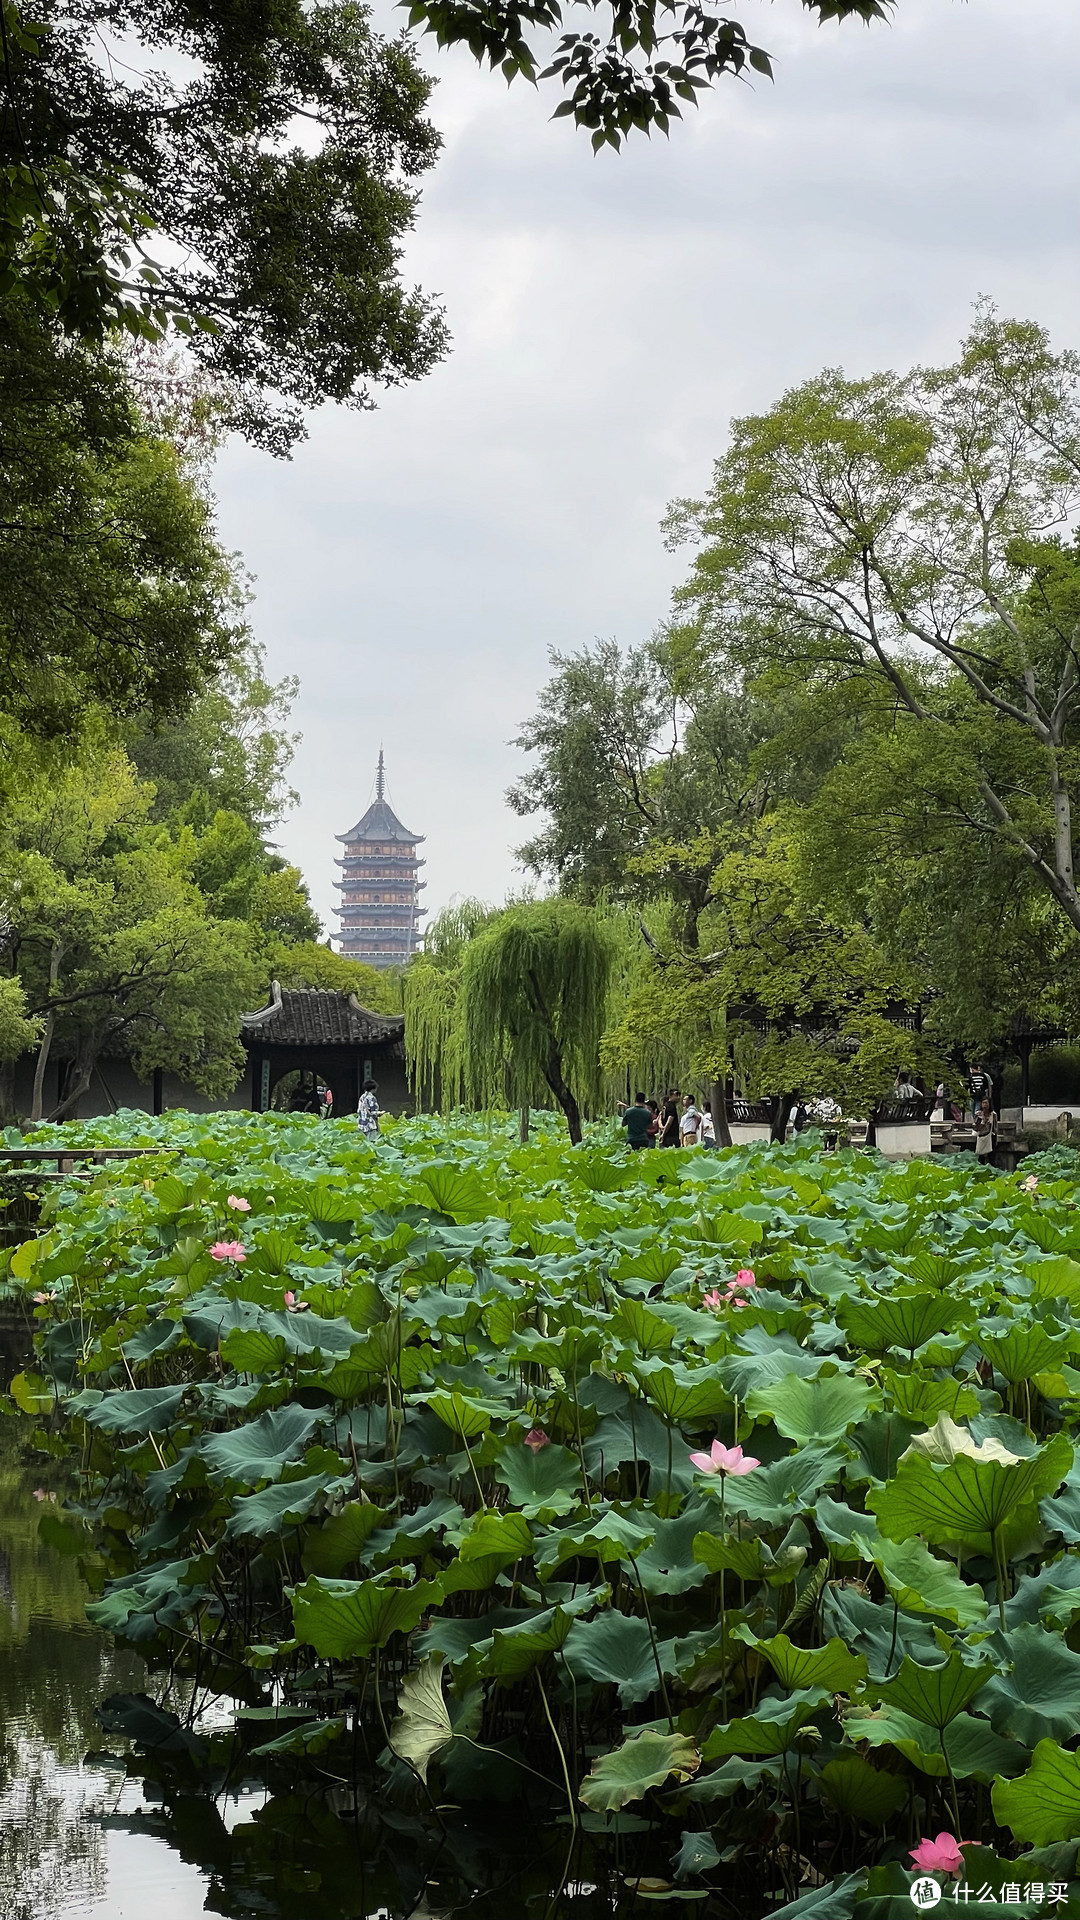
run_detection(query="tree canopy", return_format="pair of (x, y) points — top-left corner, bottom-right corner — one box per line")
(1, 0), (447, 446)
(0, 300), (243, 737)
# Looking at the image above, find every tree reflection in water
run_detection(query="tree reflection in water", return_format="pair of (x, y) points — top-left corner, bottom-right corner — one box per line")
(0, 1440), (141, 1920)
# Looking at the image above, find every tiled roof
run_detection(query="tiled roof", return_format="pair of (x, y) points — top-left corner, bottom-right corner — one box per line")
(336, 797), (424, 845)
(241, 982), (404, 1048)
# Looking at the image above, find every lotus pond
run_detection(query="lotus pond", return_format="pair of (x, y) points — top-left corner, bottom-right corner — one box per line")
(8, 1111), (1080, 1920)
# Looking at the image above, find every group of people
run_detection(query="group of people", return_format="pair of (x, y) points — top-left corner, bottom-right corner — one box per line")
(619, 1089), (717, 1150)
(894, 1064), (998, 1158)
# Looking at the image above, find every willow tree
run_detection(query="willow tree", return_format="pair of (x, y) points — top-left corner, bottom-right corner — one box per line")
(460, 902), (619, 1144)
(403, 899), (494, 1112)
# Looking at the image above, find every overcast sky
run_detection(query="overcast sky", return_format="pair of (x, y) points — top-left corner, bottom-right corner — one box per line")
(211, 0), (1080, 939)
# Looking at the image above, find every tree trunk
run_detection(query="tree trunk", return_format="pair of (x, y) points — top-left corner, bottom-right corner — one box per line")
(519, 1103), (530, 1144)
(30, 1012), (55, 1122)
(772, 1092), (796, 1144)
(709, 1077), (732, 1148)
(30, 944), (62, 1122)
(543, 1049), (582, 1146)
(48, 1054), (93, 1122)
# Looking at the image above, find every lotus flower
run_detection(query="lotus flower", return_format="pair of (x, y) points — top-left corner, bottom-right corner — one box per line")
(32, 1489), (57, 1503)
(283, 1290), (296, 1307)
(32, 1291), (50, 1304)
(210, 1240), (246, 1262)
(702, 1289), (724, 1310)
(1022, 1174), (1039, 1193)
(733, 1269), (757, 1288)
(227, 1195), (251, 1212)
(909, 1834), (967, 1877)
(523, 1428), (550, 1452)
(689, 1439), (759, 1477)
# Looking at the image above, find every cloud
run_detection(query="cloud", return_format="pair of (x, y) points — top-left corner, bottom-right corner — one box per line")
(211, 0), (1080, 934)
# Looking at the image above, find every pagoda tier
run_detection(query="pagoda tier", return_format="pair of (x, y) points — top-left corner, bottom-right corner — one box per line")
(332, 753), (427, 969)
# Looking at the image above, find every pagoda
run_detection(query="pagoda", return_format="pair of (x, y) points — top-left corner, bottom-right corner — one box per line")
(332, 753), (426, 969)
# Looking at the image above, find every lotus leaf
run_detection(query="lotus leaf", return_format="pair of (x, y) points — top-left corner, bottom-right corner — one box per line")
(302, 1501), (393, 1575)
(981, 1624), (1080, 1746)
(579, 1730), (700, 1811)
(864, 1650), (994, 1728)
(732, 1629), (867, 1693)
(289, 1574), (443, 1658)
(838, 1292), (964, 1356)
(201, 1404), (324, 1485)
(701, 1689), (831, 1758)
(993, 1741), (1080, 1846)
(745, 1372), (876, 1445)
(386, 1656), (453, 1781)
(252, 1715), (346, 1757)
(869, 1431), (1073, 1555)
(563, 1610), (677, 1704)
(226, 1473), (350, 1539)
(817, 1756), (909, 1824)
(494, 1442), (583, 1518)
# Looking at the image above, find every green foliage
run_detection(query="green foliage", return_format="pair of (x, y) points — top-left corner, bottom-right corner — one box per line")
(13, 1110), (1080, 1906)
(669, 306), (1080, 1030)
(2, 0), (446, 445)
(407, 0), (891, 152)
(0, 301), (242, 736)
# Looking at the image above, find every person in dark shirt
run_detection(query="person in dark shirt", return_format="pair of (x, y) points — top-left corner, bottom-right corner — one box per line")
(621, 1092), (654, 1149)
(659, 1089), (680, 1148)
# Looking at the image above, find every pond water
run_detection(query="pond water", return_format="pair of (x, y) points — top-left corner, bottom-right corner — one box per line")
(0, 1314), (647, 1920)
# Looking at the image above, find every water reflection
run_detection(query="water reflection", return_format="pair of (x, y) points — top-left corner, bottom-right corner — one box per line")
(0, 1432), (215, 1920)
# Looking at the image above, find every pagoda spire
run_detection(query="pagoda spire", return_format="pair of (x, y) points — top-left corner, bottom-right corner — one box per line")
(376, 748), (385, 802)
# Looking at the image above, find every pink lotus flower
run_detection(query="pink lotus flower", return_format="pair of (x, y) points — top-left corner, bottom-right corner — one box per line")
(524, 1428), (550, 1452)
(732, 1269), (757, 1289)
(227, 1195), (251, 1212)
(210, 1240), (246, 1262)
(32, 1292), (50, 1304)
(32, 1489), (57, 1503)
(702, 1289), (724, 1311)
(909, 1834), (967, 1877)
(1022, 1174), (1039, 1193)
(283, 1290), (295, 1307)
(689, 1439), (760, 1477)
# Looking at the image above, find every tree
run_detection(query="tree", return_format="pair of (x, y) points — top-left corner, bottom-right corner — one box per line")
(0, 297), (243, 737)
(272, 941), (397, 1012)
(0, 742), (261, 1119)
(128, 641), (301, 838)
(667, 308), (1080, 956)
(2, 0), (447, 447)
(602, 819), (936, 1134)
(403, 898), (618, 1141)
(510, 631), (859, 1137)
(460, 901), (619, 1142)
(409, 0), (890, 151)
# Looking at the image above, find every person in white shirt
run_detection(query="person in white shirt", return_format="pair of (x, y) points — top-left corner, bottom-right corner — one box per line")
(679, 1094), (702, 1145)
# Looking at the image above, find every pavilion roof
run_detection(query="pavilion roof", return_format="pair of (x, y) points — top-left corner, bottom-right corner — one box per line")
(241, 982), (404, 1048)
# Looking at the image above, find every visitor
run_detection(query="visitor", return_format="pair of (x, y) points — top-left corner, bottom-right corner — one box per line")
(659, 1088), (681, 1148)
(357, 1078), (381, 1137)
(621, 1090), (655, 1150)
(894, 1071), (920, 1102)
(679, 1092), (703, 1146)
(931, 1081), (946, 1121)
(968, 1063), (993, 1121)
(973, 1096), (996, 1163)
(647, 1099), (661, 1144)
(792, 1100), (810, 1134)
(700, 1106), (716, 1148)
